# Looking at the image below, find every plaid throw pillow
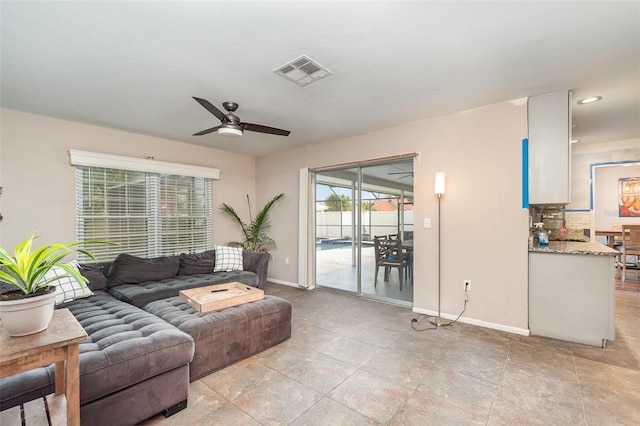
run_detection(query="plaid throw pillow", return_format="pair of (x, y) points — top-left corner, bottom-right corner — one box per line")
(213, 245), (244, 272)
(44, 264), (93, 305)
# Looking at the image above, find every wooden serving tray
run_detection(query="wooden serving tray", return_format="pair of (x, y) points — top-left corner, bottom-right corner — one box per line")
(179, 282), (264, 312)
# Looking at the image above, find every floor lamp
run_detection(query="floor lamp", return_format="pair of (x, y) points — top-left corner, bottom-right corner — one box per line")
(430, 172), (451, 327)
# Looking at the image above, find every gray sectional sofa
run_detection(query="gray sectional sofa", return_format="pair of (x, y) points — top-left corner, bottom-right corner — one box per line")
(0, 250), (292, 425)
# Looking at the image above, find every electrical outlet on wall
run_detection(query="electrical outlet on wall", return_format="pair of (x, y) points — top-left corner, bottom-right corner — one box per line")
(464, 279), (471, 291)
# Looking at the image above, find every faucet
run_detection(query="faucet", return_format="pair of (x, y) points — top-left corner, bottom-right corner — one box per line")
(539, 206), (548, 223)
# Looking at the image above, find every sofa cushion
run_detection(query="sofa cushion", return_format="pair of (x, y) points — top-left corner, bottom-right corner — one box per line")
(0, 291), (195, 408)
(242, 251), (269, 290)
(178, 250), (216, 275)
(43, 264), (94, 305)
(107, 271), (259, 308)
(78, 262), (108, 291)
(213, 245), (244, 272)
(107, 254), (180, 287)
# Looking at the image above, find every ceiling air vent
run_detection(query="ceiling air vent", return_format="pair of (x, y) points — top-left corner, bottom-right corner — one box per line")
(274, 55), (332, 87)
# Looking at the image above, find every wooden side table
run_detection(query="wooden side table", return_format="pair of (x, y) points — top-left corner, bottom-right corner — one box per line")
(0, 308), (87, 426)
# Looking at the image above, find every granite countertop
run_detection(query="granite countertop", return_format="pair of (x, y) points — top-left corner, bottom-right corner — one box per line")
(529, 240), (619, 256)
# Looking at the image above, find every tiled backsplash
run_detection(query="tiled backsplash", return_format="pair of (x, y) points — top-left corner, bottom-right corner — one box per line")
(565, 211), (591, 230)
(529, 207), (591, 241)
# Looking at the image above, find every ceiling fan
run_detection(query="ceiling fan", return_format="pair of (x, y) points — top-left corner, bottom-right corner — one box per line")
(192, 97), (290, 138)
(388, 172), (413, 179)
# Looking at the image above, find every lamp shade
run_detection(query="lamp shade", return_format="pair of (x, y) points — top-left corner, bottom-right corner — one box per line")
(435, 172), (446, 195)
(218, 127), (243, 137)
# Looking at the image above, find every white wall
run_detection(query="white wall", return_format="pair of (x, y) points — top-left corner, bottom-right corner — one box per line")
(594, 164), (640, 231)
(0, 109), (256, 249)
(256, 100), (530, 333)
(570, 138), (640, 210)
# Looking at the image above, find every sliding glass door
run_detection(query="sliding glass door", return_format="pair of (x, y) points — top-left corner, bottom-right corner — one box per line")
(360, 163), (413, 302)
(315, 167), (359, 292)
(314, 159), (414, 303)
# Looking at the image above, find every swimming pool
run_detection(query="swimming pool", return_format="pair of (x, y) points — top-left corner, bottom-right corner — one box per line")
(315, 238), (374, 251)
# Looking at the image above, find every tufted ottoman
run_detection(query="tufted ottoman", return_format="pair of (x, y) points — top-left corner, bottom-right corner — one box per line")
(142, 295), (292, 381)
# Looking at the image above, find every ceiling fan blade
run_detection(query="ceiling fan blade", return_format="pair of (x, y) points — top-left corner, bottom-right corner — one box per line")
(193, 125), (221, 136)
(241, 122), (290, 136)
(193, 97), (229, 122)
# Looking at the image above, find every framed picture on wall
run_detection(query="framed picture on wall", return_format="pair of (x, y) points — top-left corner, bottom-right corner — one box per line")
(619, 177), (640, 217)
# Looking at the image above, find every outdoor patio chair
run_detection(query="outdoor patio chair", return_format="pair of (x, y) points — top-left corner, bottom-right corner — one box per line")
(374, 238), (409, 291)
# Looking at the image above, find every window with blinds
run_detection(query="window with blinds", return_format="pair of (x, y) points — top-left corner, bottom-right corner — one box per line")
(76, 166), (213, 261)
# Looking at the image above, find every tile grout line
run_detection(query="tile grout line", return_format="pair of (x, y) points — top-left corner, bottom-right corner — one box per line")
(196, 376), (265, 425)
(485, 340), (513, 425)
(572, 350), (589, 426)
(262, 339), (375, 425)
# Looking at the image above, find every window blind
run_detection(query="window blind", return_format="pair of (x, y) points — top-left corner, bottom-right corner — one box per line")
(76, 166), (213, 262)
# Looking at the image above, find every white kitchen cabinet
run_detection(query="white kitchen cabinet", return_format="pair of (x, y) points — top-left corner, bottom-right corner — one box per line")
(527, 91), (571, 204)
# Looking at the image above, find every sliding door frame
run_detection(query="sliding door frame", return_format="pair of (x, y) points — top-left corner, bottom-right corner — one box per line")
(307, 154), (416, 300)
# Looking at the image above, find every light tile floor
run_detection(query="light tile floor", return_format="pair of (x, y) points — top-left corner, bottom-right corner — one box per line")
(141, 283), (640, 425)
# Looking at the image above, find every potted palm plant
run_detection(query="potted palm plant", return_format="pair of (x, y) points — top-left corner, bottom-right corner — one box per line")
(219, 193), (284, 256)
(0, 233), (107, 336)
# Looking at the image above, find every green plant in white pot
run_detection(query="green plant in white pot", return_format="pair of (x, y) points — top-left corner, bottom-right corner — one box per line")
(0, 233), (108, 336)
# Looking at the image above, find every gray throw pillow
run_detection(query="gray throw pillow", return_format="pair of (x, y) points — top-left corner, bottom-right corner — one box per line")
(107, 254), (180, 287)
(178, 250), (216, 275)
(78, 262), (108, 291)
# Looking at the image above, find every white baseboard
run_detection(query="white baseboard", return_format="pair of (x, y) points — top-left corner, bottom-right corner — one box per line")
(267, 278), (314, 289)
(412, 307), (530, 336)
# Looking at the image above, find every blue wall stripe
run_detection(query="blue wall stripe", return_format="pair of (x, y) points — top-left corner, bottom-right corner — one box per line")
(522, 138), (529, 208)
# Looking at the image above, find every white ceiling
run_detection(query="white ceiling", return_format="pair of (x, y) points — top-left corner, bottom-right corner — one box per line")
(1, 1), (638, 157)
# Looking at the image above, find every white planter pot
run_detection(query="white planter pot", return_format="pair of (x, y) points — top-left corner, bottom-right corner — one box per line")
(0, 287), (57, 336)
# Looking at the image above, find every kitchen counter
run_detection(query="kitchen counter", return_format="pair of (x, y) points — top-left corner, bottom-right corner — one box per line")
(529, 240), (619, 256)
(529, 240), (616, 347)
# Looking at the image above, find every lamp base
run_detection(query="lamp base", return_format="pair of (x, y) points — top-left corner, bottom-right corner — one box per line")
(428, 316), (453, 327)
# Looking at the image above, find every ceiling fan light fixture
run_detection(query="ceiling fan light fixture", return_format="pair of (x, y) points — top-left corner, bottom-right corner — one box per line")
(218, 126), (243, 137)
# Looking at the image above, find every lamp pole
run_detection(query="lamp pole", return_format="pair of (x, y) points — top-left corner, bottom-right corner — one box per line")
(431, 172), (450, 328)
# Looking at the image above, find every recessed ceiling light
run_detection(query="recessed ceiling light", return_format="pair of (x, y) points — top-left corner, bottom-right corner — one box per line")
(571, 139), (580, 144)
(577, 96), (602, 105)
